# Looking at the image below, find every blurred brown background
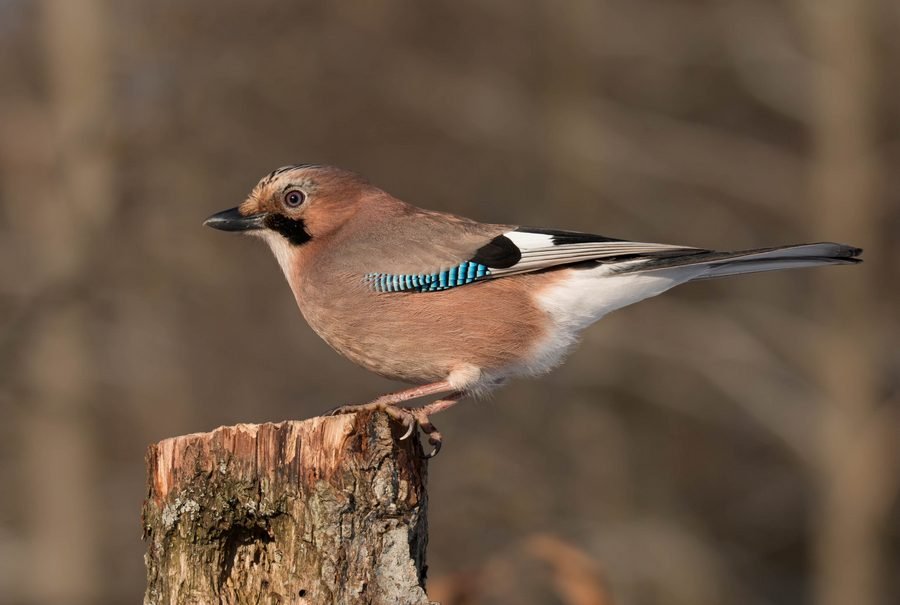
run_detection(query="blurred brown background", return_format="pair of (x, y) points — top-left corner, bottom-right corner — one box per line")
(1, 1), (898, 604)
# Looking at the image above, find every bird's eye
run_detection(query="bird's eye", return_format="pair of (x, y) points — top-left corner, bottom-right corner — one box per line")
(283, 190), (306, 208)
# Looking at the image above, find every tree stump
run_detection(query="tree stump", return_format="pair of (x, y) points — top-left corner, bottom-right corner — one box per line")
(142, 412), (431, 605)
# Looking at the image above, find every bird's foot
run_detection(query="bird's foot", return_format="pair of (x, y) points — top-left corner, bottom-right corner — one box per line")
(393, 393), (464, 458)
(386, 406), (444, 459)
(325, 402), (443, 458)
(324, 391), (463, 459)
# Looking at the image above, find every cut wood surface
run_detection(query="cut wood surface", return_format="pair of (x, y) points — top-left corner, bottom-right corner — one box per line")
(142, 411), (431, 605)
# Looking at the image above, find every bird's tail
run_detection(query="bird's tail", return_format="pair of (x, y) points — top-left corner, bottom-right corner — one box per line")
(617, 242), (862, 281)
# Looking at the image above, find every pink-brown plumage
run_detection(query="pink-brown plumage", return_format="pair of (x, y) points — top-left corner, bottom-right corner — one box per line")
(293, 252), (565, 387)
(278, 188), (561, 389)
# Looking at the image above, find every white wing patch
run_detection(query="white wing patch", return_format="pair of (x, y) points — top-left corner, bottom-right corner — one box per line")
(504, 231), (555, 248)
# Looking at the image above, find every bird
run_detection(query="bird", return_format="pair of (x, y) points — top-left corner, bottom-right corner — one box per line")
(205, 164), (862, 456)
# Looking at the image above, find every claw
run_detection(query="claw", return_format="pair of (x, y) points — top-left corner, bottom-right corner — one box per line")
(382, 404), (412, 433)
(399, 419), (416, 441)
(423, 438), (442, 459)
(414, 414), (443, 459)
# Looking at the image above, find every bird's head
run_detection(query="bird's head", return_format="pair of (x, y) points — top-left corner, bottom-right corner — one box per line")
(204, 165), (381, 284)
(204, 164), (372, 246)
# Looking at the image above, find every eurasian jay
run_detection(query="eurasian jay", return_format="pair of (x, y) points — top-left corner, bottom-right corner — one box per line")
(205, 164), (861, 456)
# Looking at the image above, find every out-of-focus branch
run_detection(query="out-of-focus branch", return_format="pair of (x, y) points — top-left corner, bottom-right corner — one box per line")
(525, 534), (614, 605)
(428, 532), (616, 605)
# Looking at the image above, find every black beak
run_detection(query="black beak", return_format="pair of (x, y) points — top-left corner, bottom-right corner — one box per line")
(203, 207), (267, 232)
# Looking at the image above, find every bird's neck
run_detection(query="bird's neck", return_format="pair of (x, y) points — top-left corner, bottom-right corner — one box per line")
(261, 231), (329, 303)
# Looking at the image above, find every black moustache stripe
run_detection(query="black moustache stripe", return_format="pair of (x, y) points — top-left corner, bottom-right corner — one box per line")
(265, 214), (312, 246)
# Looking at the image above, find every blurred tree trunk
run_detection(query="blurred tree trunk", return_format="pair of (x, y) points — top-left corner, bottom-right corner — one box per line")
(143, 413), (431, 605)
(20, 1), (115, 603)
(801, 1), (894, 605)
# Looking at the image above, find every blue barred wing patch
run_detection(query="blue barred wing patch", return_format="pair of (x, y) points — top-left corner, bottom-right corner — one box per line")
(365, 261), (491, 292)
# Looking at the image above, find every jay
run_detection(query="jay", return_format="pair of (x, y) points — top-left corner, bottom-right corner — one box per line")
(205, 164), (861, 456)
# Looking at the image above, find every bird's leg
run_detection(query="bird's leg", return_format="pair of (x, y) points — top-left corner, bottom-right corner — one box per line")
(394, 392), (465, 458)
(324, 379), (455, 416)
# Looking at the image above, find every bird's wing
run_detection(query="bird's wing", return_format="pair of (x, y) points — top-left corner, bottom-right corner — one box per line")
(362, 225), (706, 293)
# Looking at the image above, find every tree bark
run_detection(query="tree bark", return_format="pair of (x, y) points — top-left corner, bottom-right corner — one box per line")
(143, 412), (432, 605)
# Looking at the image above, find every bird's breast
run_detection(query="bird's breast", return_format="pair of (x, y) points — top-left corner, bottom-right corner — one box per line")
(290, 268), (570, 386)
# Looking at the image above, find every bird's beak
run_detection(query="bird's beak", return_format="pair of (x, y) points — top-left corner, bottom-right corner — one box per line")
(203, 207), (267, 232)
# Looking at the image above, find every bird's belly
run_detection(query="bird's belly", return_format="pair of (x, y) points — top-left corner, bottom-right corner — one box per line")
(295, 273), (562, 387)
(314, 325), (447, 384)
